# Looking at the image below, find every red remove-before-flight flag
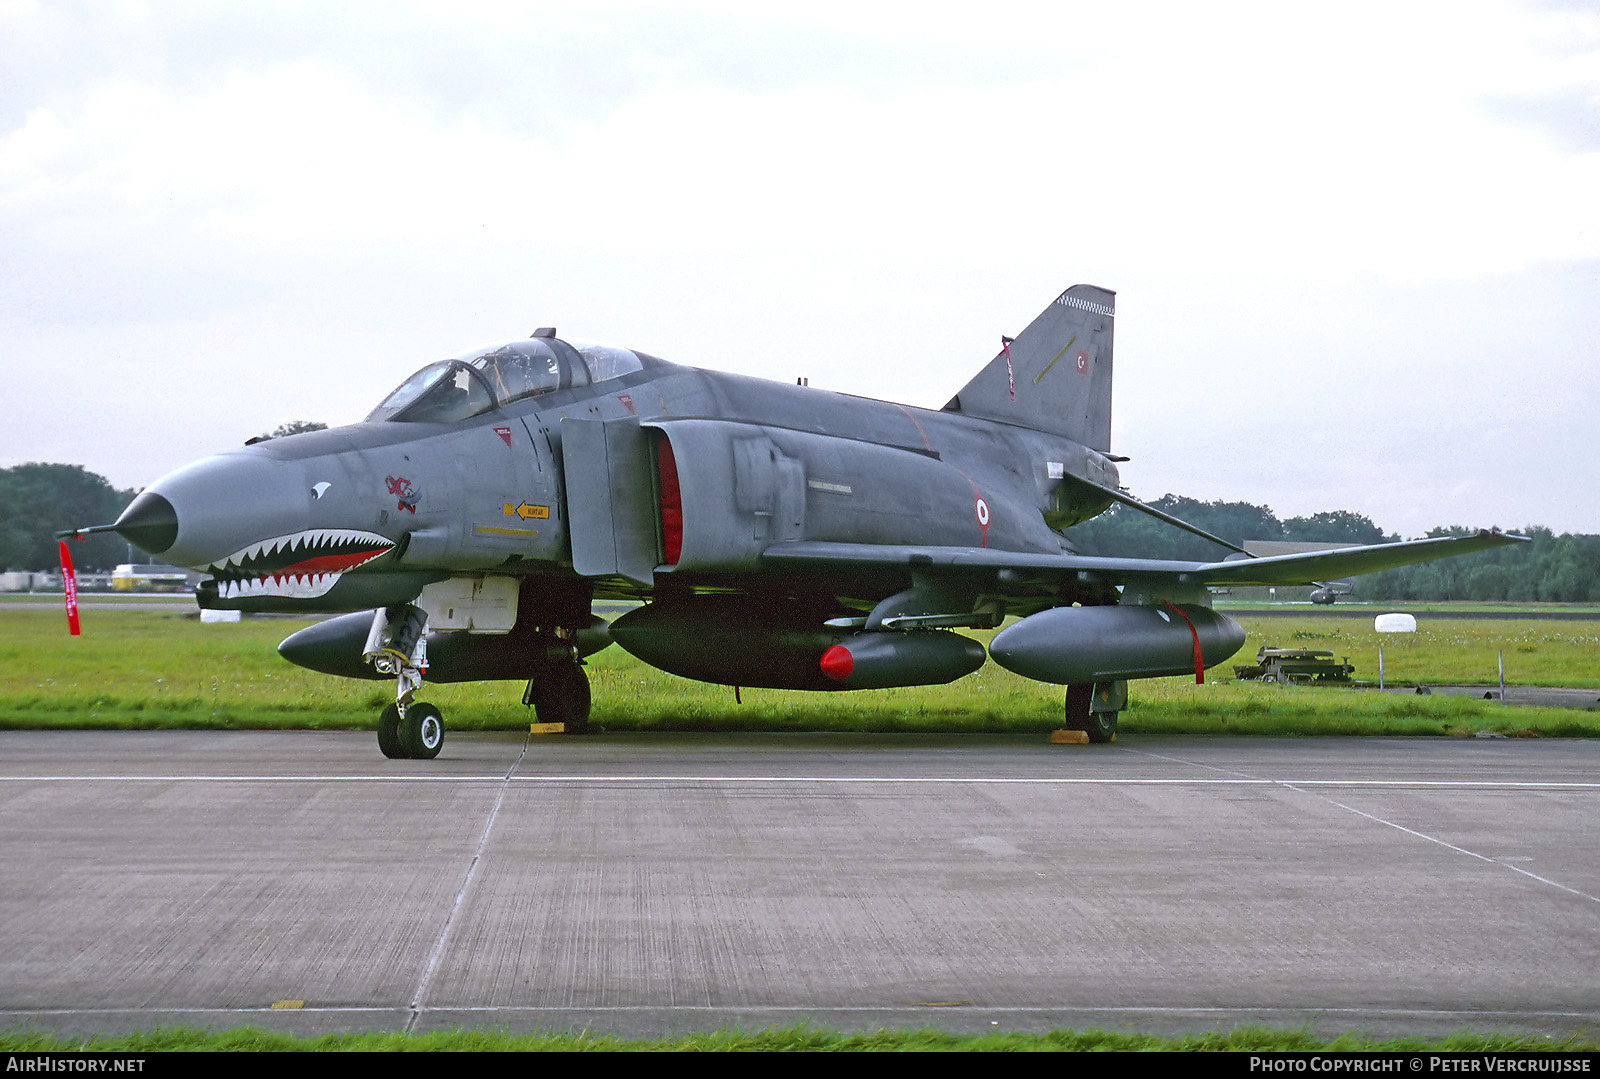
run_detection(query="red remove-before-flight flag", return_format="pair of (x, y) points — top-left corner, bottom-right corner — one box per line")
(58, 539), (80, 636)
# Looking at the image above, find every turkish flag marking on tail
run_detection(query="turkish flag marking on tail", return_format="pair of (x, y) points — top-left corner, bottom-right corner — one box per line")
(1074, 350), (1089, 375)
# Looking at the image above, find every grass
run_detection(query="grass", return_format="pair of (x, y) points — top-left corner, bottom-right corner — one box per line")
(2, 1024), (1593, 1052)
(2, 608), (1596, 736)
(1240, 615), (1600, 689)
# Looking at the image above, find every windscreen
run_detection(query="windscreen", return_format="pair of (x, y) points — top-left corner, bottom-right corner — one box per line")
(370, 337), (649, 422)
(367, 361), (494, 423)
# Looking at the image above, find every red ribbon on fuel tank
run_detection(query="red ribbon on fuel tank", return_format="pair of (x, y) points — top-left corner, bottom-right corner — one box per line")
(1161, 600), (1203, 684)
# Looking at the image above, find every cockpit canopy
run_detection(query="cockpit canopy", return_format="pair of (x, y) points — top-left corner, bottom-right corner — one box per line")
(368, 335), (649, 423)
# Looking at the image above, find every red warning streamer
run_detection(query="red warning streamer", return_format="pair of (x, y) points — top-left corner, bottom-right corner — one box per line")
(1161, 600), (1204, 684)
(58, 539), (81, 636)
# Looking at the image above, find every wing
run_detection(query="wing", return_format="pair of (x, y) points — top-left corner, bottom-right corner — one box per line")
(1183, 531), (1527, 586)
(761, 529), (1526, 613)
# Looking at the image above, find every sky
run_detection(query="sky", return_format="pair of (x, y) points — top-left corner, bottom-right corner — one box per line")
(3, 0), (1597, 539)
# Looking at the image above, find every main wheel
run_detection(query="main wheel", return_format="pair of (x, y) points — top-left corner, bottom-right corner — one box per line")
(399, 701), (444, 759)
(1083, 709), (1118, 743)
(1064, 683), (1118, 743)
(378, 703), (407, 759)
(531, 664), (592, 733)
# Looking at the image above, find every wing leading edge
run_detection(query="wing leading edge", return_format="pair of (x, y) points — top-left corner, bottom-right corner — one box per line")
(761, 529), (1527, 590)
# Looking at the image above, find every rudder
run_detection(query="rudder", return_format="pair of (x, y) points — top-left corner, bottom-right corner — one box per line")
(942, 284), (1115, 451)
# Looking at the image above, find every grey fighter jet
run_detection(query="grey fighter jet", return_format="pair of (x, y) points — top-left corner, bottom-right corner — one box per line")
(88, 285), (1523, 757)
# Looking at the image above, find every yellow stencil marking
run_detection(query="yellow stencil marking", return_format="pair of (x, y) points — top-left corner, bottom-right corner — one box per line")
(1034, 335), (1076, 383)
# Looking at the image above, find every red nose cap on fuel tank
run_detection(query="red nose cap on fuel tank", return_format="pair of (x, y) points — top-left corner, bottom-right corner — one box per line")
(819, 644), (853, 681)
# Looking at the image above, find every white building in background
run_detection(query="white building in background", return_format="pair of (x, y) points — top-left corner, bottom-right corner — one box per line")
(110, 564), (192, 592)
(0, 570), (57, 591)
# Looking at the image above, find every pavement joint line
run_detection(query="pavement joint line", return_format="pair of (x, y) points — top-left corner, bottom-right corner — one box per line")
(1123, 745), (1600, 904)
(1120, 745), (1267, 777)
(1288, 786), (1600, 905)
(404, 730), (531, 1033)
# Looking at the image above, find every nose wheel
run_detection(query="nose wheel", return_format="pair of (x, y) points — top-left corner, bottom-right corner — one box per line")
(378, 703), (405, 758)
(378, 700), (445, 759)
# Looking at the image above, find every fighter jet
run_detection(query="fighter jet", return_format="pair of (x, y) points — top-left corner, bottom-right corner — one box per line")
(87, 284), (1523, 757)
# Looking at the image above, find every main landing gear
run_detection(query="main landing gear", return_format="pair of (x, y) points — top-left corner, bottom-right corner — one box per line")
(1064, 680), (1126, 743)
(524, 648), (593, 734)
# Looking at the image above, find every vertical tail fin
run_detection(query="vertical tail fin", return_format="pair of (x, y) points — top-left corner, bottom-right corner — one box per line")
(942, 284), (1115, 451)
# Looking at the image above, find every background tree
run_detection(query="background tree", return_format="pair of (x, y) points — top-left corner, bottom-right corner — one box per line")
(0, 464), (138, 572)
(1281, 510), (1392, 545)
(1067, 499), (1596, 602)
(1064, 495), (1283, 561)
(1358, 526), (1599, 601)
(250, 420), (328, 443)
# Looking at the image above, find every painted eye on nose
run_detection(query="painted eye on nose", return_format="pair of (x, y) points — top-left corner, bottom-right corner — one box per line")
(312, 482), (332, 499)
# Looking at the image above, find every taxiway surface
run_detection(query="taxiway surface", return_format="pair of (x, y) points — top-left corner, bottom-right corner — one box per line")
(1, 730), (1596, 1040)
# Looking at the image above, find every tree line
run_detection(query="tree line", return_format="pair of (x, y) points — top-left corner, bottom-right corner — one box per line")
(1062, 495), (1598, 602)
(3, 424), (327, 575)
(1361, 527), (1600, 603)
(1063, 495), (1395, 561)
(3, 466), (1595, 600)
(0, 464), (142, 573)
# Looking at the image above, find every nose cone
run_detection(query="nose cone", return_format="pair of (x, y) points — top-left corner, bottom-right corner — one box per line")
(128, 452), (312, 569)
(113, 491), (179, 556)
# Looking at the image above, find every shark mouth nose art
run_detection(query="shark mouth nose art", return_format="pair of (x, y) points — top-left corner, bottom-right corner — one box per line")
(208, 529), (395, 601)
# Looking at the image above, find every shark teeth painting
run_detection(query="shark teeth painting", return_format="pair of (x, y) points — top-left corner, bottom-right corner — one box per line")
(206, 528), (394, 600)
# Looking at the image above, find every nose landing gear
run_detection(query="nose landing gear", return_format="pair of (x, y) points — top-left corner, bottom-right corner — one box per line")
(366, 604), (443, 759)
